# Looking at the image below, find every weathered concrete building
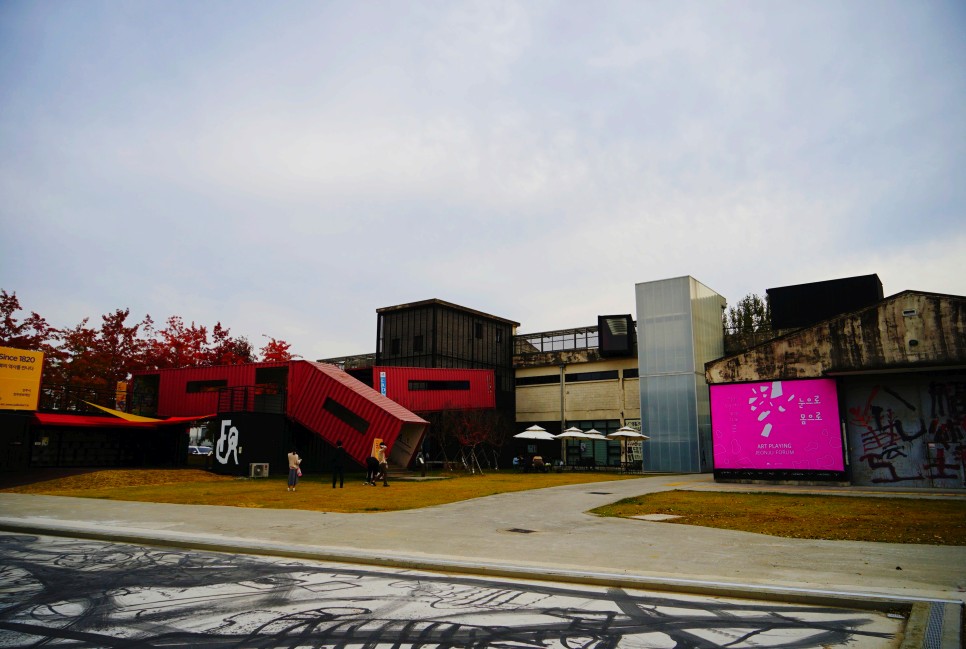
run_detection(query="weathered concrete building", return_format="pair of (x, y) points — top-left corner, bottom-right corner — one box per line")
(706, 290), (966, 488)
(514, 324), (640, 467)
(319, 281), (965, 489)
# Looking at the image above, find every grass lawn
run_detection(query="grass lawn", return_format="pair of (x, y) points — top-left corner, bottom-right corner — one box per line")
(591, 490), (966, 546)
(3, 469), (964, 545)
(0, 468), (640, 513)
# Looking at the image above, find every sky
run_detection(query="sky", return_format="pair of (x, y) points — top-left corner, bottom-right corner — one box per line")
(1, 1), (964, 361)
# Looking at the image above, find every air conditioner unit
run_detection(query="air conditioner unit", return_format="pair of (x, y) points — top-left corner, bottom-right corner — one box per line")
(249, 463), (269, 478)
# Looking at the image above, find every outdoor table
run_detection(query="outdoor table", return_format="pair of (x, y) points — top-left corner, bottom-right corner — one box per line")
(619, 461), (642, 474)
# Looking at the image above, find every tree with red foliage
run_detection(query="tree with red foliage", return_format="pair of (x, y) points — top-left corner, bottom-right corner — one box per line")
(259, 336), (297, 362)
(44, 309), (151, 391)
(50, 318), (99, 387)
(140, 316), (212, 369)
(1, 288), (295, 396)
(0, 290), (57, 354)
(208, 322), (255, 366)
(0, 290), (63, 383)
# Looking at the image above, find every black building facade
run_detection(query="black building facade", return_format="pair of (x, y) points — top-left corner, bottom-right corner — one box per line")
(375, 299), (519, 413)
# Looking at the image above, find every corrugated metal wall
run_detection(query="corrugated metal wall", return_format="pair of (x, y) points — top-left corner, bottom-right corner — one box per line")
(372, 366), (496, 412)
(135, 361), (428, 469)
(148, 362), (289, 417)
(287, 362), (427, 467)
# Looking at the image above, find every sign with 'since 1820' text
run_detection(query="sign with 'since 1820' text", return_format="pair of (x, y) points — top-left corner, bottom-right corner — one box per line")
(0, 346), (45, 411)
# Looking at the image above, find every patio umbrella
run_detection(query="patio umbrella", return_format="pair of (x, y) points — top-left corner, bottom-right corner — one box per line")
(609, 425), (649, 438)
(579, 428), (607, 469)
(514, 425), (556, 441)
(556, 427), (590, 439)
(606, 427), (650, 467)
(556, 427), (590, 465)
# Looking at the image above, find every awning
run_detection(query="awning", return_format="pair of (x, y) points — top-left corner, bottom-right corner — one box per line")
(83, 401), (214, 424)
(32, 412), (216, 429)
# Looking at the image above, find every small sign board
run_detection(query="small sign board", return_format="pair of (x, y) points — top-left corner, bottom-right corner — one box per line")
(0, 346), (44, 410)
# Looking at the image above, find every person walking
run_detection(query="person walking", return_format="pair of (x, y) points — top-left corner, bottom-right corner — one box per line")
(377, 442), (390, 487)
(331, 440), (345, 489)
(287, 447), (301, 492)
(365, 456), (380, 486)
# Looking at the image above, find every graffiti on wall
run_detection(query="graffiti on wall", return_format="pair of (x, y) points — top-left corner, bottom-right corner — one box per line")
(847, 378), (966, 488)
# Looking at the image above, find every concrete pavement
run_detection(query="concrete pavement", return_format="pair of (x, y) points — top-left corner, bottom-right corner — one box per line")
(1, 472), (963, 646)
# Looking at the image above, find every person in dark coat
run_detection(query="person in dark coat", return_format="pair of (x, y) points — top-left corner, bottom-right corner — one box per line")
(332, 440), (345, 488)
(365, 456), (380, 486)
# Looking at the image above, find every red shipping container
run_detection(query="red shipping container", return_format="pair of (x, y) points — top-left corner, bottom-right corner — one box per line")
(369, 366), (496, 412)
(131, 361), (427, 468)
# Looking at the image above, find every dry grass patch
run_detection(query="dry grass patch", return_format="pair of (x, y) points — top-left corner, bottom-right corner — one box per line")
(591, 490), (966, 545)
(1, 469), (232, 493)
(1, 468), (639, 513)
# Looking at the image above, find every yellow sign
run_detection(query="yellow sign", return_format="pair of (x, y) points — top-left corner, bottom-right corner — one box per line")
(0, 346), (44, 411)
(115, 381), (128, 411)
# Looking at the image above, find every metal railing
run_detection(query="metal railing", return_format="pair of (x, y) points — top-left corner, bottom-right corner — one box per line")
(38, 384), (155, 415)
(216, 386), (287, 414)
(514, 326), (600, 355)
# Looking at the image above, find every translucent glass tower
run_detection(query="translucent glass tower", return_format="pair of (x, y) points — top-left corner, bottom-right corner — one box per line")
(635, 276), (725, 473)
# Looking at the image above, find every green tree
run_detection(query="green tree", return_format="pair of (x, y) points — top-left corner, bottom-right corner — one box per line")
(724, 293), (771, 334)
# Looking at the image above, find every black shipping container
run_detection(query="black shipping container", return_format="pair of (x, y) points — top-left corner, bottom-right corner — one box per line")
(767, 274), (883, 329)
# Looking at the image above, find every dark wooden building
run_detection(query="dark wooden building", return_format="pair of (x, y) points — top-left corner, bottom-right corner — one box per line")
(375, 299), (518, 414)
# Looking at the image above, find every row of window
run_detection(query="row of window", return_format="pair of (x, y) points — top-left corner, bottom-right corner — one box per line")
(515, 328), (599, 354)
(516, 368), (639, 387)
(189, 371), (631, 394)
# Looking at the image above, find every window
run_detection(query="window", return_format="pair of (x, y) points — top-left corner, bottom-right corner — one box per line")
(413, 335), (424, 353)
(515, 327), (599, 353)
(515, 375), (561, 386)
(623, 368), (639, 378)
(323, 397), (370, 434)
(391, 338), (401, 355)
(186, 380), (228, 393)
(409, 380), (470, 391)
(475, 323), (483, 339)
(598, 314), (635, 357)
(565, 370), (620, 383)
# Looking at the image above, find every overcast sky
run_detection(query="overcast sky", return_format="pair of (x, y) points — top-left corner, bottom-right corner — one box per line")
(2, 1), (963, 360)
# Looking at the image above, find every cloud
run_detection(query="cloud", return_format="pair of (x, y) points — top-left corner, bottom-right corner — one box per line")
(1, 0), (964, 360)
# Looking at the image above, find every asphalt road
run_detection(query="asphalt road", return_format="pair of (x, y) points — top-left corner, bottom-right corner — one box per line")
(0, 531), (903, 648)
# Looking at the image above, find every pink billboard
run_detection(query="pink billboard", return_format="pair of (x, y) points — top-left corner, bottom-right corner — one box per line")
(711, 378), (844, 471)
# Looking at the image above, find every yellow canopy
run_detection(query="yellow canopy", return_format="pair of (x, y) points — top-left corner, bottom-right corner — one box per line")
(83, 401), (164, 422)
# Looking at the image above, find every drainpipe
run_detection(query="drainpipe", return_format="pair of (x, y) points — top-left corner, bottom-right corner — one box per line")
(559, 364), (566, 462)
(559, 363), (566, 430)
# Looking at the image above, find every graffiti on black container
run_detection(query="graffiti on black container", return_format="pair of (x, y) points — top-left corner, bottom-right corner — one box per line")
(849, 380), (965, 486)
